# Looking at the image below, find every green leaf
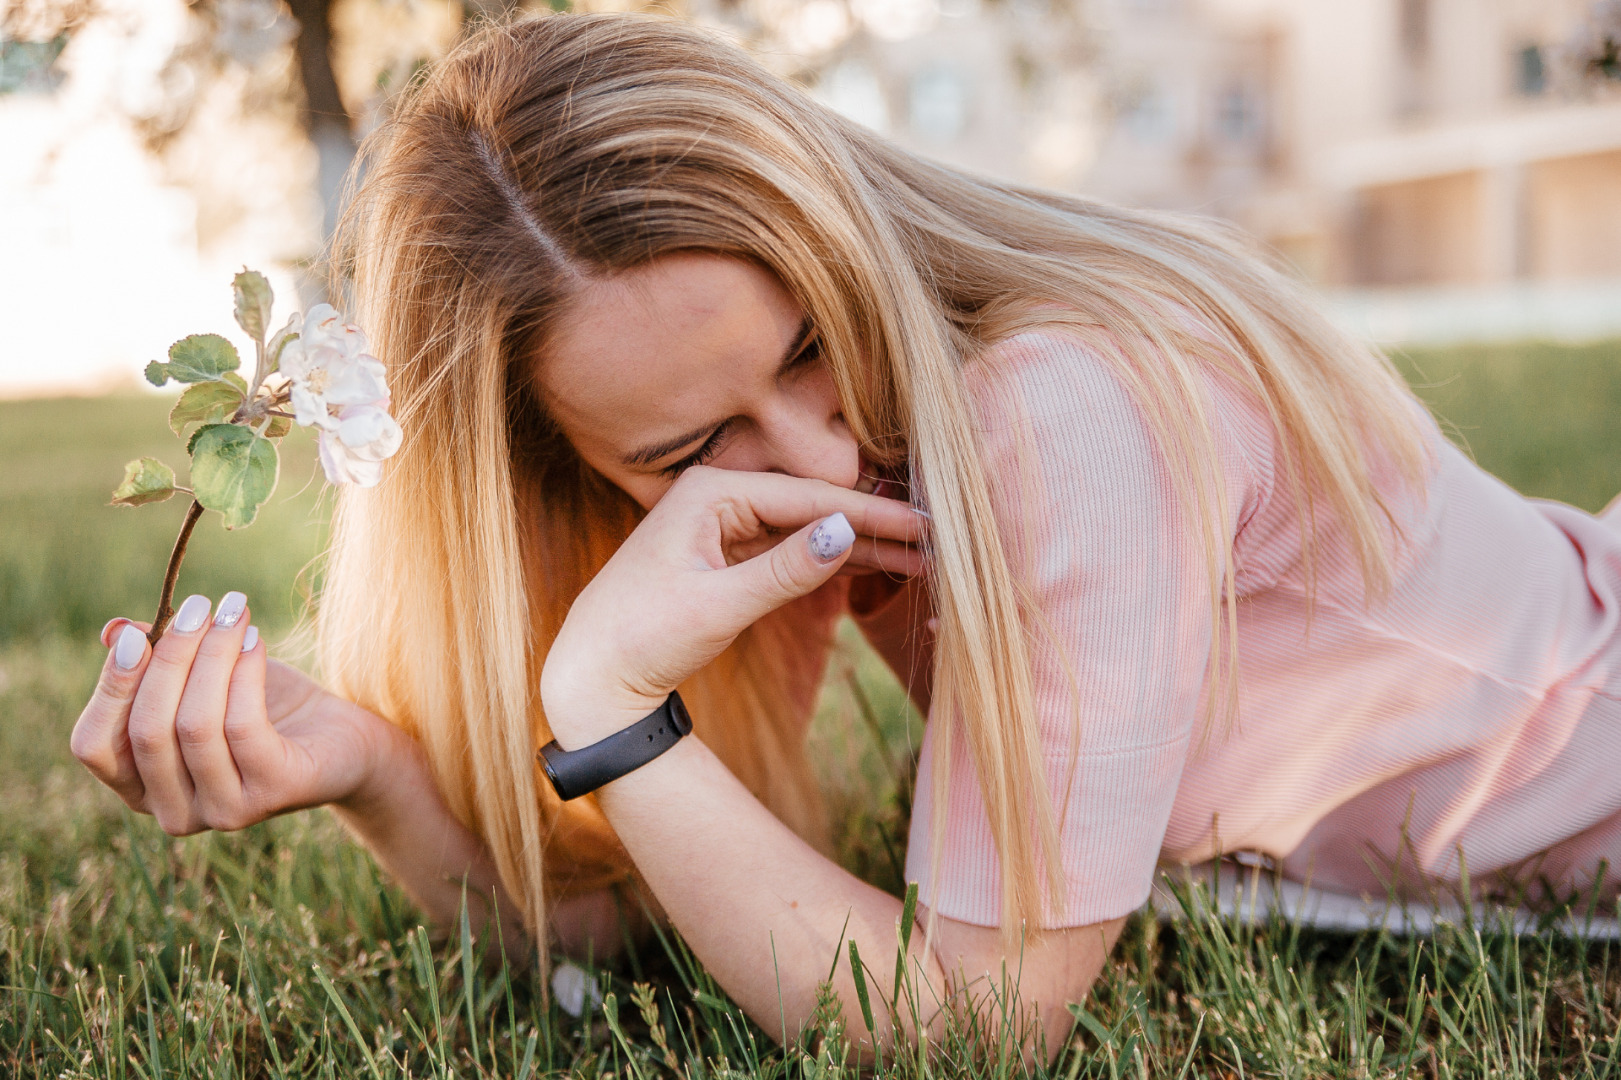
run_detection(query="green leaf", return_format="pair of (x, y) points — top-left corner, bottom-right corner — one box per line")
(168, 381), (245, 437)
(111, 457), (178, 507)
(265, 321), (298, 377)
(189, 424), (278, 529)
(232, 269), (275, 345)
(150, 334), (241, 385)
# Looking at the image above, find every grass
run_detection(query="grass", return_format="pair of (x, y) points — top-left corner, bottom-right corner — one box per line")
(2, 337), (1620, 1076)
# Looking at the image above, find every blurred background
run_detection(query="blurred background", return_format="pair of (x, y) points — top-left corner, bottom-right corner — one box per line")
(4, 0), (1621, 397)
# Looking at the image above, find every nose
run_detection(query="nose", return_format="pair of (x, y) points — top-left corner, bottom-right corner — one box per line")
(756, 401), (860, 490)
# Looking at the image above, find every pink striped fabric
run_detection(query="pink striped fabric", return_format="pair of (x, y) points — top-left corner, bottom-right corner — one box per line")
(904, 328), (1621, 928)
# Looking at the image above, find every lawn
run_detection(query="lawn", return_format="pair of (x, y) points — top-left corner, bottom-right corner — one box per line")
(2, 337), (1620, 1077)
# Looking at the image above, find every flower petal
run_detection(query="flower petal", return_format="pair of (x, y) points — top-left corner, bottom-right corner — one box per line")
(290, 384), (335, 428)
(335, 404), (403, 460)
(322, 357), (389, 406)
(318, 429), (382, 486)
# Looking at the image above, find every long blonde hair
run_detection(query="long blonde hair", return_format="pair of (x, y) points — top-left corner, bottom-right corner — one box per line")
(320, 12), (1430, 944)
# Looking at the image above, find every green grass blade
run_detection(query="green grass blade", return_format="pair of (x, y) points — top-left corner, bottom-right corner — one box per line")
(309, 963), (386, 1080)
(848, 940), (875, 1034)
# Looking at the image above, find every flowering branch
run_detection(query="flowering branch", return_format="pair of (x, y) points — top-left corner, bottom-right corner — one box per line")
(111, 269), (402, 642)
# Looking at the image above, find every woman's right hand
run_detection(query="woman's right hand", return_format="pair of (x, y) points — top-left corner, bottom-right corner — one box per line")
(71, 592), (388, 836)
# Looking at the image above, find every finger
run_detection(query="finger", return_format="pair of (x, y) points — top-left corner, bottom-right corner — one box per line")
(127, 593), (215, 833)
(680, 468), (927, 545)
(100, 618), (152, 649)
(840, 536), (925, 577)
(70, 621), (153, 809)
(222, 627), (289, 803)
(728, 512), (856, 622)
(174, 592), (252, 826)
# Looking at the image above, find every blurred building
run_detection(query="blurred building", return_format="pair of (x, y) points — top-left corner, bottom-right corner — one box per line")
(698, 0), (1621, 338)
(1234, 0), (1621, 290)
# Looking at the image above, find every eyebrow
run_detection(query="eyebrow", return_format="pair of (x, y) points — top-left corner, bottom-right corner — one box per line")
(620, 317), (817, 468)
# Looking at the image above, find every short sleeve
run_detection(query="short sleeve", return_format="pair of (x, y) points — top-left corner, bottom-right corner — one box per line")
(904, 329), (1241, 927)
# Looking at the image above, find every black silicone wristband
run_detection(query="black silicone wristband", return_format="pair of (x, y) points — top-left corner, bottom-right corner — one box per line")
(538, 691), (693, 801)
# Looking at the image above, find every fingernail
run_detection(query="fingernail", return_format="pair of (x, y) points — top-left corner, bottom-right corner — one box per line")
(808, 512), (855, 562)
(240, 626), (259, 653)
(214, 591), (247, 628)
(910, 506), (932, 521)
(114, 623), (146, 670)
(173, 594), (212, 634)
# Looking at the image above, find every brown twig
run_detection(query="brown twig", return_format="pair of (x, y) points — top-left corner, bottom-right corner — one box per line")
(147, 499), (205, 646)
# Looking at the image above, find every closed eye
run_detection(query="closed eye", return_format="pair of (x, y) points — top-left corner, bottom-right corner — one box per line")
(658, 420), (734, 479)
(648, 322), (818, 479)
(783, 330), (822, 374)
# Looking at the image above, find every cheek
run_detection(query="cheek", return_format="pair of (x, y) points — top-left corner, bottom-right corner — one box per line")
(608, 471), (672, 512)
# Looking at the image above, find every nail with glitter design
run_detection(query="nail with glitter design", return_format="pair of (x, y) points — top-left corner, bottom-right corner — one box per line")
(807, 513), (855, 563)
(214, 591), (247, 628)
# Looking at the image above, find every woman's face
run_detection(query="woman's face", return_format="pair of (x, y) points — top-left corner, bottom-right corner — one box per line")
(538, 252), (860, 509)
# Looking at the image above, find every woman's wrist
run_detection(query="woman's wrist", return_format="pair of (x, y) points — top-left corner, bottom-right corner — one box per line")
(543, 684), (670, 751)
(539, 652), (670, 750)
(329, 701), (425, 822)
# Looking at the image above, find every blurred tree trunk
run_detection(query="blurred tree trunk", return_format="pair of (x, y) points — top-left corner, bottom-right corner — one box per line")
(285, 0), (356, 242)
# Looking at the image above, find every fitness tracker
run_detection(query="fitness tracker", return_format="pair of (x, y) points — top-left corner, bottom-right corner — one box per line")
(538, 691), (693, 800)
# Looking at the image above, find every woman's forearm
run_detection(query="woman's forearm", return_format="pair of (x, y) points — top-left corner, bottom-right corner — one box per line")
(595, 735), (943, 1048)
(328, 711), (531, 958)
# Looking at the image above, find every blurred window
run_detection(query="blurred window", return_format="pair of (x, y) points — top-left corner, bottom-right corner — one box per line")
(1516, 44), (1546, 96)
(1120, 81), (1174, 143)
(1213, 80), (1264, 144)
(0, 35), (67, 96)
(909, 65), (969, 141)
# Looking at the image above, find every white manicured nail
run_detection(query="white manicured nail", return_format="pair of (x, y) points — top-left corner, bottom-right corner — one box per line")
(214, 591), (247, 628)
(240, 626), (259, 653)
(808, 512), (855, 562)
(173, 594), (212, 634)
(114, 624), (146, 670)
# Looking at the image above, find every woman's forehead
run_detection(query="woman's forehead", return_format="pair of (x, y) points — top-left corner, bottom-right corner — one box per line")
(536, 252), (802, 428)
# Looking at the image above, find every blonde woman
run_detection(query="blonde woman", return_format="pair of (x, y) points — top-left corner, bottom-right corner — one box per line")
(72, 12), (1621, 1059)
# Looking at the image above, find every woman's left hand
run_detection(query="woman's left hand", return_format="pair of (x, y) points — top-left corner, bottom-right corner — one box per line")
(539, 465), (926, 747)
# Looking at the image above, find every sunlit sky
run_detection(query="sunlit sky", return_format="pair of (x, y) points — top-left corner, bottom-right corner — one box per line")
(0, 0), (305, 398)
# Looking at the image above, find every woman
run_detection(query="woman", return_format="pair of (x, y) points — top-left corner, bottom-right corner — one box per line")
(71, 12), (1621, 1059)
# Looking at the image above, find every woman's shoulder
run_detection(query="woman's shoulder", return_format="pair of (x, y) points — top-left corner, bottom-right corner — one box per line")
(963, 319), (1278, 541)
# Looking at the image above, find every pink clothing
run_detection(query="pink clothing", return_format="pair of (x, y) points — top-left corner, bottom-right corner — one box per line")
(905, 327), (1621, 928)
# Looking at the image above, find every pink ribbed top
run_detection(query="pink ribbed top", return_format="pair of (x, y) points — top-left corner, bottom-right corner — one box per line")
(904, 327), (1621, 928)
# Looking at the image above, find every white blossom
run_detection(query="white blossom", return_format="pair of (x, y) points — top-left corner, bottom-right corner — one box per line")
(281, 304), (389, 430)
(281, 303), (402, 487)
(316, 403), (403, 488)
